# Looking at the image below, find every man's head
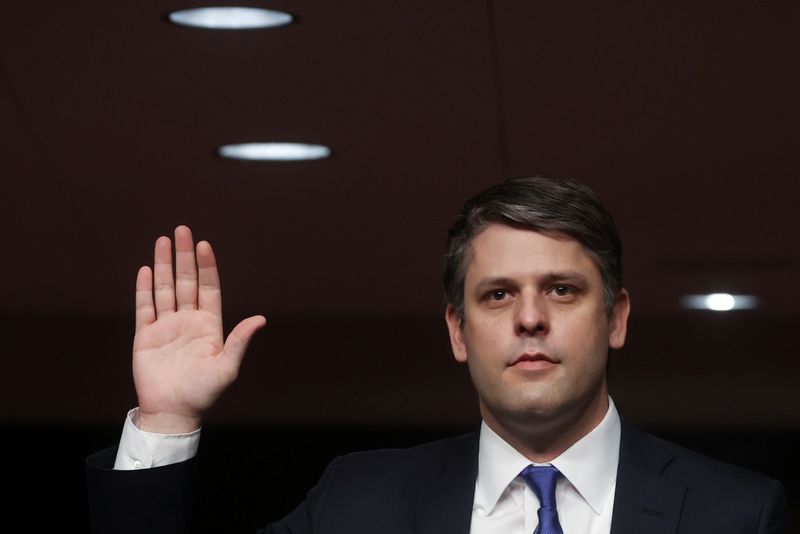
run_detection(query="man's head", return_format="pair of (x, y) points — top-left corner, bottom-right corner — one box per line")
(443, 176), (623, 322)
(442, 177), (630, 457)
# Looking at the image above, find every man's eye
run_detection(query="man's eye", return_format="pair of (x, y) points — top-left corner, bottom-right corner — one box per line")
(489, 290), (507, 301)
(551, 285), (573, 297)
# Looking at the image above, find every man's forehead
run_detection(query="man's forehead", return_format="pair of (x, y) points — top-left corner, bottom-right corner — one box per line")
(464, 223), (600, 278)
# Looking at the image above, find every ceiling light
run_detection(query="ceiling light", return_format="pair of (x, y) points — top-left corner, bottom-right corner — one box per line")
(681, 293), (759, 311)
(168, 7), (293, 29)
(218, 143), (332, 161)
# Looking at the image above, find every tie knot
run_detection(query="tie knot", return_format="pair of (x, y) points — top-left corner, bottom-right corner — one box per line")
(520, 465), (561, 508)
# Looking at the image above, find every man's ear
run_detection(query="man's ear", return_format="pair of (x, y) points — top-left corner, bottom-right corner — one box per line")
(608, 288), (631, 350)
(445, 304), (468, 363)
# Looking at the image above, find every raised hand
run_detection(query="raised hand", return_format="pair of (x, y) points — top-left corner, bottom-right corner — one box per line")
(132, 226), (266, 433)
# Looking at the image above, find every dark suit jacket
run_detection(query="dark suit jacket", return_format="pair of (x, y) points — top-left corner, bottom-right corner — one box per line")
(87, 420), (790, 533)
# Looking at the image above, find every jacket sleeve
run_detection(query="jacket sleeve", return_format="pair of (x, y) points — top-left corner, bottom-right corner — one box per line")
(87, 446), (198, 534)
(87, 445), (343, 534)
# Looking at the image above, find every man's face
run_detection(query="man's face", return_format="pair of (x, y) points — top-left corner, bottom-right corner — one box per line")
(445, 223), (629, 437)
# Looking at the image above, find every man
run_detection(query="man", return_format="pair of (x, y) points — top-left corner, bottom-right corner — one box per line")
(87, 176), (790, 533)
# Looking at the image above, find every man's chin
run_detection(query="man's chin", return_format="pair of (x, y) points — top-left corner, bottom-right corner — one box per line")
(482, 394), (567, 428)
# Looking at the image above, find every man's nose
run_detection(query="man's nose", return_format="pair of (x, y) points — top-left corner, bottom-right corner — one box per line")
(514, 292), (549, 336)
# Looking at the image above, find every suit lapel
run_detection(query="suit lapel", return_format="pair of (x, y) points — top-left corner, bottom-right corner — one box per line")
(610, 420), (686, 534)
(414, 432), (479, 534)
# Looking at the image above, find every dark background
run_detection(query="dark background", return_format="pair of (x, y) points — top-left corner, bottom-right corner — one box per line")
(1, 1), (798, 531)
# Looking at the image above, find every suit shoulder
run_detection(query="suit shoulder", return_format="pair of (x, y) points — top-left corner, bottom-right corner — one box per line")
(288, 432), (477, 528)
(334, 431), (478, 477)
(623, 423), (784, 499)
(619, 422), (790, 531)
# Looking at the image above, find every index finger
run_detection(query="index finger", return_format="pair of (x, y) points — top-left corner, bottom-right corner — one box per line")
(196, 240), (222, 317)
(135, 266), (155, 333)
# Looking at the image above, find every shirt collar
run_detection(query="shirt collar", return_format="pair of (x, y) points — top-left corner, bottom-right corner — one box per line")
(475, 397), (621, 516)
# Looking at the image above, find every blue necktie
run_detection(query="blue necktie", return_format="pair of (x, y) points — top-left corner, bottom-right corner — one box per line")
(520, 465), (565, 534)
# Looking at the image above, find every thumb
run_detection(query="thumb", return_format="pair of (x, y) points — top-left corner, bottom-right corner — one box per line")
(222, 314), (267, 367)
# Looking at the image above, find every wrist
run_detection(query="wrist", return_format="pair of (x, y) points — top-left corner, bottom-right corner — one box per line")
(135, 408), (202, 434)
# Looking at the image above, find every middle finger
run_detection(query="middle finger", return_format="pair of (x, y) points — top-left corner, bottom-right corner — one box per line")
(174, 225), (198, 311)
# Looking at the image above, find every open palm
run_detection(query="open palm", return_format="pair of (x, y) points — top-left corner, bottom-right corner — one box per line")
(132, 226), (265, 433)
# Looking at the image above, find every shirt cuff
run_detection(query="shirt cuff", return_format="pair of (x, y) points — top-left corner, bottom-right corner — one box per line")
(113, 407), (201, 470)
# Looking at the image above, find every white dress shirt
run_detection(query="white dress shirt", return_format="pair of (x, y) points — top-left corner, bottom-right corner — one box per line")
(471, 398), (620, 534)
(115, 400), (620, 533)
(114, 408), (200, 470)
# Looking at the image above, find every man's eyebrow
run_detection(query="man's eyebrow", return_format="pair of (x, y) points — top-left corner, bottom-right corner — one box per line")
(540, 270), (589, 285)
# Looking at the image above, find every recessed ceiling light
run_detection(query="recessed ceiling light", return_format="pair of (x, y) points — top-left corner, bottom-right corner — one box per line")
(168, 7), (293, 30)
(681, 293), (759, 311)
(218, 143), (332, 161)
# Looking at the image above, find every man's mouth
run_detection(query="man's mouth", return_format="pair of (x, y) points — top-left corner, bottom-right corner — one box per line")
(509, 352), (558, 370)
